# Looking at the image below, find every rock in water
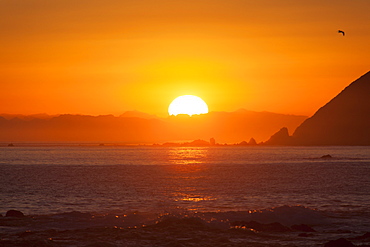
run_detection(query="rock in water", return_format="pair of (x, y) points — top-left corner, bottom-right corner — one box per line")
(320, 154), (333, 159)
(264, 127), (293, 145)
(5, 210), (25, 217)
(248, 138), (257, 145)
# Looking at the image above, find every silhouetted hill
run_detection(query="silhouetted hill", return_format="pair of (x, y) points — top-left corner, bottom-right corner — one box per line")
(119, 110), (159, 119)
(0, 113), (56, 120)
(0, 114), (169, 143)
(293, 71), (370, 145)
(265, 71), (370, 145)
(0, 110), (306, 144)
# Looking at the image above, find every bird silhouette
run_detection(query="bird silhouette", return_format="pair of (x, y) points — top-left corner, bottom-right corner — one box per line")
(338, 30), (345, 36)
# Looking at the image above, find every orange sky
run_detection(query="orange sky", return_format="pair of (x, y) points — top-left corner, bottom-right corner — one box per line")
(1, 0), (369, 117)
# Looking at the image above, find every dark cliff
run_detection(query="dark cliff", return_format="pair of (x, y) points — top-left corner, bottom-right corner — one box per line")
(292, 71), (370, 145)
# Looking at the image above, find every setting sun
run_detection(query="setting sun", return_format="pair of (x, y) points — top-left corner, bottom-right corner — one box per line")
(168, 95), (209, 116)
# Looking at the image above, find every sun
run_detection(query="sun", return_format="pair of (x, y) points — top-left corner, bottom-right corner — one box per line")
(168, 95), (209, 116)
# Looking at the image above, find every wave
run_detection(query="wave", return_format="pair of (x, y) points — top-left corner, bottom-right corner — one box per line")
(1, 205), (369, 247)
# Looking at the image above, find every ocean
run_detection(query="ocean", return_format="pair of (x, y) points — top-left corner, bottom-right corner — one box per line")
(0, 145), (369, 246)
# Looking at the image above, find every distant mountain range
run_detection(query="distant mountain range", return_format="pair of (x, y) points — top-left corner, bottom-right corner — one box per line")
(0, 110), (306, 144)
(3, 71), (368, 145)
(265, 71), (370, 145)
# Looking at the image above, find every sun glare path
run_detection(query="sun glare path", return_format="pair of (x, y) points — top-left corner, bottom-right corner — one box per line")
(168, 95), (209, 116)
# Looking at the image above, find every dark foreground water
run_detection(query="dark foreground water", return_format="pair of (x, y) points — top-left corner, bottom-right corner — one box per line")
(0, 145), (369, 246)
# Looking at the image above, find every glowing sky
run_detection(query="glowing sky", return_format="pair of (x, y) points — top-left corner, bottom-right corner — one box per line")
(1, 0), (369, 117)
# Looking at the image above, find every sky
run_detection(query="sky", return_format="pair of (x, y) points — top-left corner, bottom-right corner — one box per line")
(1, 0), (369, 117)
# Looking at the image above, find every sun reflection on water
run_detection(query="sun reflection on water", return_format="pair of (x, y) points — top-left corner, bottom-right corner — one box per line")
(167, 147), (209, 165)
(177, 195), (216, 202)
(172, 192), (217, 211)
(164, 147), (217, 210)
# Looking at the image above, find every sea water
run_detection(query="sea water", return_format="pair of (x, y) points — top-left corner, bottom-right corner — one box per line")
(0, 145), (369, 245)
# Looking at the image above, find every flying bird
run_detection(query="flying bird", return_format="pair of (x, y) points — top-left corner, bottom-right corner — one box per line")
(338, 30), (345, 36)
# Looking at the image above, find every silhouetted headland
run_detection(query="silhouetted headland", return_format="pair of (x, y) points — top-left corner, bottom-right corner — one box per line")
(265, 71), (370, 145)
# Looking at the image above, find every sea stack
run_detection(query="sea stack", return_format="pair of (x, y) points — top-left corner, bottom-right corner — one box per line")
(292, 71), (370, 145)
